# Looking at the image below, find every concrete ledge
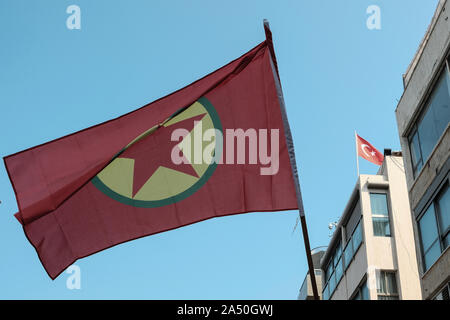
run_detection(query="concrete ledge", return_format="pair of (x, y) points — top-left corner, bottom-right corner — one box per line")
(421, 246), (450, 299)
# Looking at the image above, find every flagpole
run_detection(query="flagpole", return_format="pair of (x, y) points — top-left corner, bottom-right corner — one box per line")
(264, 19), (319, 300)
(354, 130), (360, 177)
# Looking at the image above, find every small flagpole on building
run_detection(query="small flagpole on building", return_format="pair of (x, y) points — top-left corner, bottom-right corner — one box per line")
(354, 130), (360, 177)
(263, 19), (319, 300)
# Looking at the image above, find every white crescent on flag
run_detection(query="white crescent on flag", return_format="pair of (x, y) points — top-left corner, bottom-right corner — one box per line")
(361, 144), (375, 157)
(356, 134), (384, 166)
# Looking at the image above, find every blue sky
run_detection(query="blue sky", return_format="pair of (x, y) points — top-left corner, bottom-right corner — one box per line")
(0, 0), (439, 299)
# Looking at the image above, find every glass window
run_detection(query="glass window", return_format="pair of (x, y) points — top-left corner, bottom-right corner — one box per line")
(335, 258), (343, 284)
(352, 280), (369, 300)
(409, 70), (450, 178)
(333, 241), (342, 267)
(352, 222), (363, 251)
(424, 241), (441, 271)
(437, 185), (450, 248)
(345, 199), (361, 241)
(373, 217), (391, 237)
(343, 241), (353, 270)
(419, 205), (440, 270)
(410, 130), (423, 175)
(433, 283), (449, 300)
(377, 271), (399, 300)
(370, 193), (391, 237)
(325, 262), (332, 282)
(322, 283), (329, 300)
(329, 272), (336, 295)
(360, 281), (369, 300)
(370, 193), (389, 215)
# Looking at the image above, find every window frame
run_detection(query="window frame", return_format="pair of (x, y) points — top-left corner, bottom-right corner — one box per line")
(350, 276), (369, 300)
(407, 64), (450, 180)
(408, 127), (424, 178)
(436, 183), (450, 247)
(369, 192), (392, 237)
(376, 270), (399, 300)
(417, 179), (450, 272)
(432, 282), (450, 300)
(322, 218), (365, 300)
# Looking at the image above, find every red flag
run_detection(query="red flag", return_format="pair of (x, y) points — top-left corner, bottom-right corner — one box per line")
(356, 134), (384, 165)
(4, 40), (301, 279)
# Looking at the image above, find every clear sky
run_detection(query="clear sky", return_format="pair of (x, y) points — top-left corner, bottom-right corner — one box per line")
(0, 0), (439, 299)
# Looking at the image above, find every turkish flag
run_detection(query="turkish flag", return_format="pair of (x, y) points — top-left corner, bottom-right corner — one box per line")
(4, 39), (301, 279)
(356, 134), (384, 165)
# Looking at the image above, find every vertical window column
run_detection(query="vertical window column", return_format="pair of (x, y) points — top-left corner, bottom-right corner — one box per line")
(377, 271), (399, 300)
(370, 193), (391, 237)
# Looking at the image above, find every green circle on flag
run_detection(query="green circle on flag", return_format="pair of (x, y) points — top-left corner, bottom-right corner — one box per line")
(91, 97), (222, 208)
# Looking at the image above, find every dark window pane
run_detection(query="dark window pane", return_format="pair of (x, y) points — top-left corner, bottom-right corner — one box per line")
(429, 72), (450, 144)
(343, 241), (353, 269)
(409, 131), (423, 174)
(424, 240), (441, 270)
(419, 204), (439, 251)
(417, 71), (450, 162)
(352, 222), (363, 251)
(442, 285), (450, 300)
(345, 199), (361, 241)
(373, 217), (391, 236)
(418, 109), (438, 160)
(333, 242), (342, 267)
(377, 271), (398, 296)
(329, 272), (336, 295)
(335, 258), (343, 284)
(437, 185), (450, 238)
(444, 233), (450, 248)
(361, 281), (369, 300)
(326, 263), (333, 282)
(322, 283), (329, 300)
(370, 193), (389, 216)
(386, 272), (398, 294)
(377, 272), (387, 294)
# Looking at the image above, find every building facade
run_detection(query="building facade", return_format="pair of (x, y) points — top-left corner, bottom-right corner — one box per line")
(395, 0), (450, 300)
(320, 155), (422, 300)
(298, 248), (325, 300)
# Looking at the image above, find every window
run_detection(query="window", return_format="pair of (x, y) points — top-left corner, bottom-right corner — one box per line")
(352, 280), (369, 300)
(418, 183), (450, 271)
(437, 184), (450, 248)
(322, 199), (365, 299)
(333, 241), (342, 268)
(419, 205), (441, 270)
(335, 256), (343, 284)
(377, 271), (399, 300)
(345, 199), (361, 242)
(343, 241), (353, 270)
(329, 271), (336, 294)
(343, 220), (363, 271)
(408, 69), (450, 178)
(433, 283), (450, 300)
(370, 193), (391, 237)
(322, 241), (345, 299)
(352, 222), (363, 250)
(325, 262), (333, 283)
(322, 283), (329, 300)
